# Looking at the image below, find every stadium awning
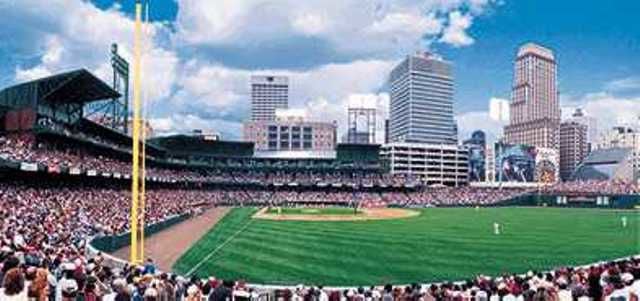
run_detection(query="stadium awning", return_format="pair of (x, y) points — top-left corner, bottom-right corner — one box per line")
(0, 69), (120, 108)
(39, 69), (120, 104)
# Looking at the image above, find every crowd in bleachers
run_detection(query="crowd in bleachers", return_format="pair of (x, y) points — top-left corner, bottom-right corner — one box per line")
(3, 131), (638, 196)
(398, 187), (532, 207)
(1, 202), (638, 301)
(1, 125), (639, 300)
(268, 257), (640, 301)
(0, 177), (638, 300)
(0, 134), (199, 181)
(541, 180), (639, 195)
(229, 171), (420, 187)
(0, 133), (418, 187)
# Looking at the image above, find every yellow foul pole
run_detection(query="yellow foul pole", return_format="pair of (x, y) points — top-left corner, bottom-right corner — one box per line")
(138, 0), (150, 264)
(130, 0), (143, 264)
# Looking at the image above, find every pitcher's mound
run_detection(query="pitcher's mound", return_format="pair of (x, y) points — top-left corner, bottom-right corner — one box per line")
(252, 207), (420, 221)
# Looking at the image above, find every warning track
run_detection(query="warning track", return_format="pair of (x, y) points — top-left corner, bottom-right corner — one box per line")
(111, 207), (231, 271)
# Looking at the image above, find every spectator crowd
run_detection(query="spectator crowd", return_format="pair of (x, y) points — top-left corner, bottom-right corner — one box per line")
(0, 127), (639, 300)
(0, 133), (418, 187)
(541, 180), (638, 196)
(0, 178), (638, 300)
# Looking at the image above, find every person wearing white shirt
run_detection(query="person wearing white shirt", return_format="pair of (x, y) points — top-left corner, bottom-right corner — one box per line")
(606, 278), (630, 301)
(558, 287), (573, 301)
(370, 287), (381, 301)
(318, 286), (329, 301)
(476, 290), (488, 301)
(503, 293), (517, 301)
(630, 278), (640, 301)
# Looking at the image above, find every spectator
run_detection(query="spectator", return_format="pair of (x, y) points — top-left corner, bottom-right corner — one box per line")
(1, 268), (27, 301)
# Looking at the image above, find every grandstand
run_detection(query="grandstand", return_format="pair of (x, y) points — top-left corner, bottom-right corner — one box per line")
(0, 69), (638, 300)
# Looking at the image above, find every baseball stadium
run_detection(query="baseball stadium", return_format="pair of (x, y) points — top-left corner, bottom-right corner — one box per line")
(1, 1), (639, 301)
(0, 67), (638, 297)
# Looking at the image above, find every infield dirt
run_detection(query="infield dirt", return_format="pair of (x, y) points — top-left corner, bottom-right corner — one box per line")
(252, 207), (420, 221)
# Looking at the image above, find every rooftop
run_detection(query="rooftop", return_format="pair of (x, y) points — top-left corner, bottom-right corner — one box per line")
(517, 43), (555, 60)
(0, 69), (120, 107)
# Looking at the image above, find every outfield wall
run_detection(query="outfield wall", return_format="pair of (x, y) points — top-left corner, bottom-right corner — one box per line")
(501, 194), (640, 209)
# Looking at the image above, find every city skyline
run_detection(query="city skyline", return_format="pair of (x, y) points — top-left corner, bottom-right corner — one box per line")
(1, 0), (639, 141)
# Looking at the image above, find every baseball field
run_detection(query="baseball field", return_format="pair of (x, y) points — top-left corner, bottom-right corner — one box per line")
(173, 207), (639, 286)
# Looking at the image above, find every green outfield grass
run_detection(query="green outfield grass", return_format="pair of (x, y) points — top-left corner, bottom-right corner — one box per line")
(265, 207), (362, 215)
(173, 207), (639, 286)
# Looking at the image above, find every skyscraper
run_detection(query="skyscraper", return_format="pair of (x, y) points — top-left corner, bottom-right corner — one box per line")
(489, 97), (510, 123)
(347, 106), (376, 144)
(569, 108), (597, 150)
(559, 121), (588, 181)
(250, 75), (289, 121)
(504, 43), (560, 149)
(388, 52), (456, 145)
(463, 130), (487, 182)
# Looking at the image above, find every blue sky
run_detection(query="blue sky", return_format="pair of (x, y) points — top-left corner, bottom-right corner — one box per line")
(1, 0), (639, 141)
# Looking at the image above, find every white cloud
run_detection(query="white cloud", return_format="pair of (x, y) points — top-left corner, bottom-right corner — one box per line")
(41, 36), (64, 65)
(150, 114), (243, 138)
(174, 61), (250, 110)
(169, 59), (395, 139)
(367, 12), (442, 36)
(604, 77), (640, 93)
(8, 0), (177, 104)
(291, 12), (329, 36)
(439, 11), (474, 47)
(175, 0), (266, 45)
(175, 0), (497, 54)
(457, 110), (504, 143)
(15, 65), (52, 82)
(4, 0), (501, 139)
(561, 92), (640, 135)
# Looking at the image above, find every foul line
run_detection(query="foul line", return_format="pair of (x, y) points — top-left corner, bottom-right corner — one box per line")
(185, 219), (254, 276)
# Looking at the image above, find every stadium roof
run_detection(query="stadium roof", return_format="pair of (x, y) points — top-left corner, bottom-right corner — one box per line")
(148, 135), (254, 158)
(580, 147), (631, 165)
(571, 147), (632, 181)
(0, 69), (120, 108)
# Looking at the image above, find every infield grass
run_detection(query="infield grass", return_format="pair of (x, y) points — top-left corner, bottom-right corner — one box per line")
(173, 207), (640, 286)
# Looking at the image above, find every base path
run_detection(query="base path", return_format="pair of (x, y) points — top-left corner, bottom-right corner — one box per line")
(112, 207), (231, 271)
(252, 207), (420, 221)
